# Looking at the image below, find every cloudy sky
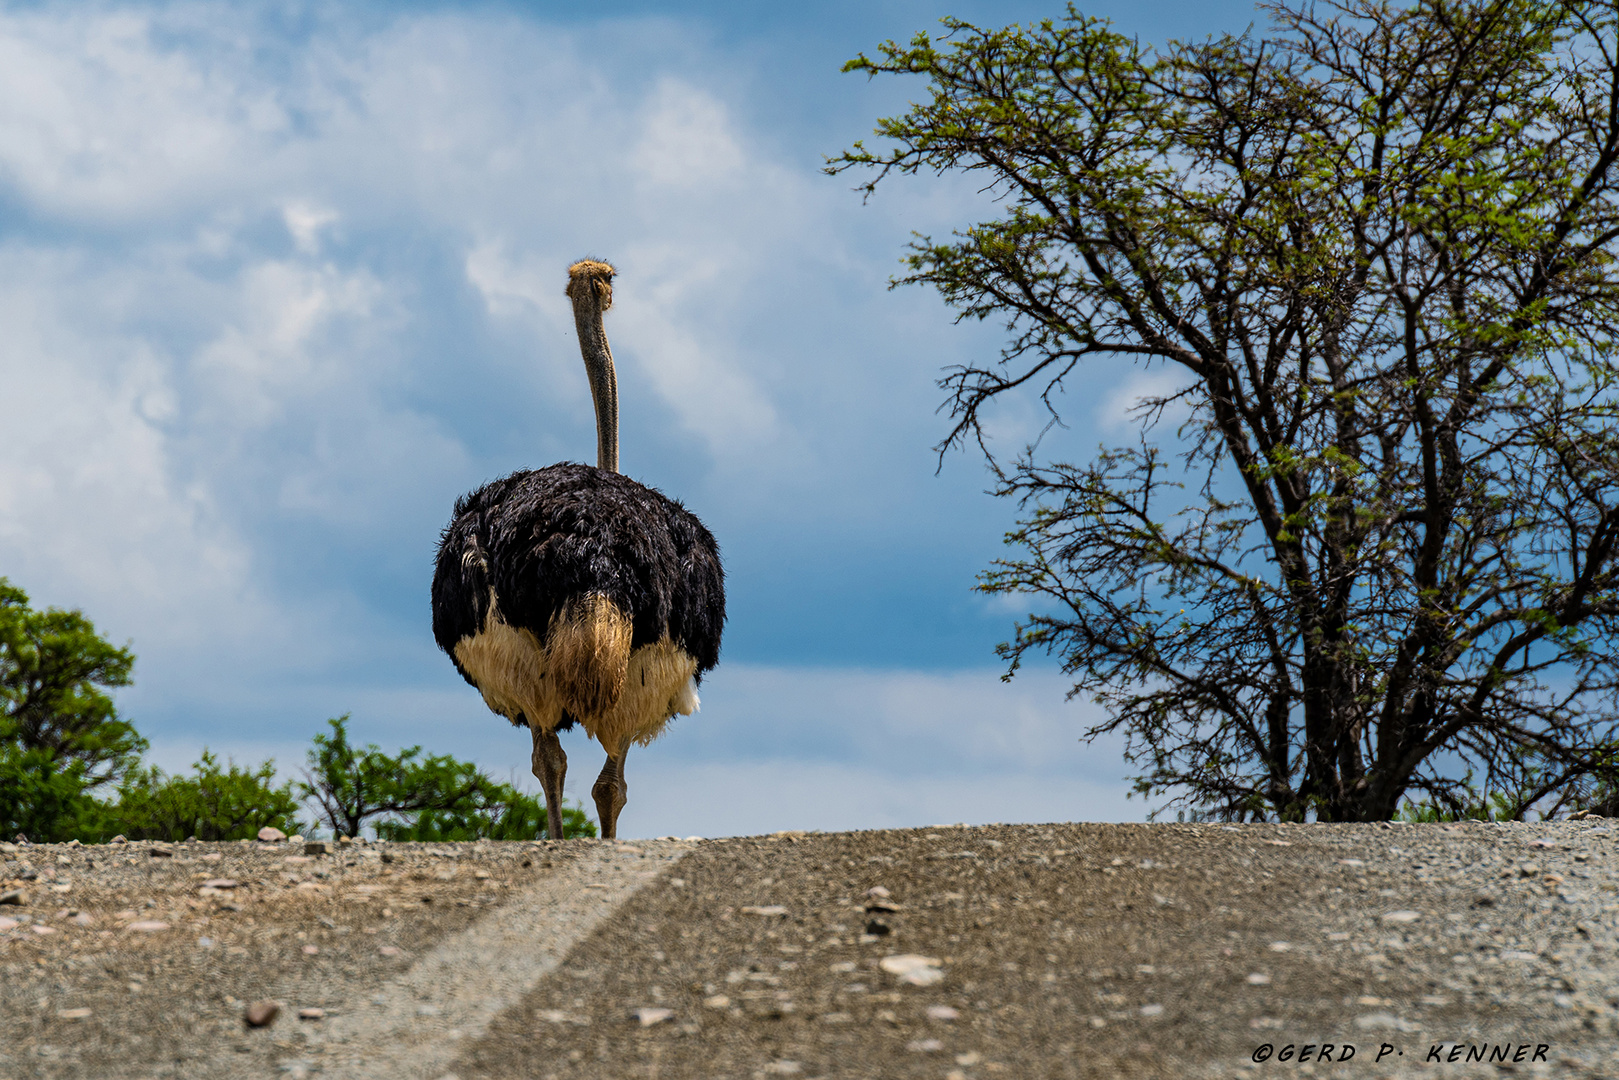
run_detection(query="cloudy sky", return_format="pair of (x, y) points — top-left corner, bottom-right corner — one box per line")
(0, 0), (1262, 837)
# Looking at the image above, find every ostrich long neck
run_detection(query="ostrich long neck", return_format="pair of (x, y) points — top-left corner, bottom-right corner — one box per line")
(569, 275), (620, 473)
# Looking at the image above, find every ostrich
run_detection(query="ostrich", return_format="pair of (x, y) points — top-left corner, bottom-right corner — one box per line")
(430, 259), (724, 840)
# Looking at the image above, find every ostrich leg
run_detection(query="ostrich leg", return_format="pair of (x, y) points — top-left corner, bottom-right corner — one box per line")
(530, 723), (569, 840)
(592, 745), (628, 840)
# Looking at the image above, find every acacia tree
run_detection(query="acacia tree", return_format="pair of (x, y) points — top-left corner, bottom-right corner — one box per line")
(833, 0), (1619, 821)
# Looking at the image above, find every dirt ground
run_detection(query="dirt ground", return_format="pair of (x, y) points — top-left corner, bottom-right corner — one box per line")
(4, 821), (1618, 1079)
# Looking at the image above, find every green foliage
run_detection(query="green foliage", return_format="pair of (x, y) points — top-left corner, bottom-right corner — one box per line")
(0, 578), (144, 839)
(300, 715), (594, 839)
(375, 784), (595, 842)
(0, 740), (99, 842)
(95, 751), (303, 843)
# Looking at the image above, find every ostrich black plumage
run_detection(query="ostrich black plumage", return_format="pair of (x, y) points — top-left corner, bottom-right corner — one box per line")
(431, 259), (724, 840)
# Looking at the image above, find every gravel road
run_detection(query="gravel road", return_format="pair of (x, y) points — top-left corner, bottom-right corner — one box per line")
(4, 821), (1619, 1079)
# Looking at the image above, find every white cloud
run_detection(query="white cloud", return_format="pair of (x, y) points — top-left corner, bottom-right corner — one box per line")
(282, 203), (339, 255)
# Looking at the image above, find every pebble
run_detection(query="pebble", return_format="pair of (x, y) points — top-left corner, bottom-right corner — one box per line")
(56, 1008), (92, 1020)
(740, 905), (788, 916)
(303, 945), (319, 955)
(379, 946), (402, 956)
(926, 1004), (960, 1021)
(0, 917), (17, 931)
(244, 1000), (281, 1028)
(1246, 973), (1271, 985)
(703, 995), (731, 1009)
(761, 1063), (801, 1075)
(304, 842), (329, 856)
(1380, 910), (1421, 924)
(907, 1038), (945, 1053)
(1141, 1003), (1165, 1017)
(880, 955), (945, 986)
(127, 921), (170, 932)
(0, 890), (25, 905)
(31, 925), (56, 935)
(631, 1007), (674, 1027)
(149, 846), (174, 858)
(201, 879), (239, 890)
(298, 1008), (325, 1021)
(258, 827), (287, 843)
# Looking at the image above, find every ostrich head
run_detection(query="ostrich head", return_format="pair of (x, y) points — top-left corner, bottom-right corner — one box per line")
(565, 259), (619, 473)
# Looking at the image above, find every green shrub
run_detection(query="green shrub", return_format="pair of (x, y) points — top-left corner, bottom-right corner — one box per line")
(94, 750), (301, 842)
(301, 715), (595, 839)
(375, 783), (595, 841)
(0, 742), (99, 842)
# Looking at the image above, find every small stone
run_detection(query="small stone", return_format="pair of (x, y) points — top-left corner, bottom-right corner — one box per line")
(955, 1052), (983, 1066)
(302, 945), (319, 955)
(288, 835), (304, 844)
(865, 899), (902, 913)
(56, 1007), (93, 1020)
(201, 879), (239, 890)
(109, 835), (127, 844)
(702, 995), (731, 1009)
(864, 918), (891, 936)
(1380, 910), (1421, 924)
(881, 954), (944, 986)
(149, 846), (174, 858)
(1246, 973), (1271, 985)
(244, 1000), (281, 1028)
(198, 936), (215, 948)
(0, 917), (17, 931)
(298, 1007), (325, 1021)
(71, 913), (95, 927)
(762, 1063), (801, 1076)
(1268, 942), (1291, 952)
(631, 1007), (674, 1027)
(1140, 1003), (1165, 1017)
(906, 1038), (945, 1053)
(0, 890), (24, 906)
(867, 886), (891, 899)
(31, 924), (57, 935)
(1518, 863), (1542, 877)
(740, 905), (788, 916)
(127, 921), (170, 932)
(304, 842), (329, 856)
(926, 1004), (960, 1021)
(379, 946), (402, 956)
(258, 827), (287, 843)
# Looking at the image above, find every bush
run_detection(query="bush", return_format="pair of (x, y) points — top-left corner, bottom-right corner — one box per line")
(301, 715), (595, 839)
(0, 742), (99, 842)
(375, 782), (595, 841)
(95, 750), (302, 842)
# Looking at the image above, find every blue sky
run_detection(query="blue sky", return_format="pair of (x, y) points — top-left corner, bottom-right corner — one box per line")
(0, 0), (1263, 836)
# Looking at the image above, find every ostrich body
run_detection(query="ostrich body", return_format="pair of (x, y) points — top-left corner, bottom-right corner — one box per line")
(431, 260), (724, 840)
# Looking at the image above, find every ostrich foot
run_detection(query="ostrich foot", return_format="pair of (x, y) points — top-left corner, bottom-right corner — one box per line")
(592, 748), (628, 840)
(530, 723), (568, 840)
